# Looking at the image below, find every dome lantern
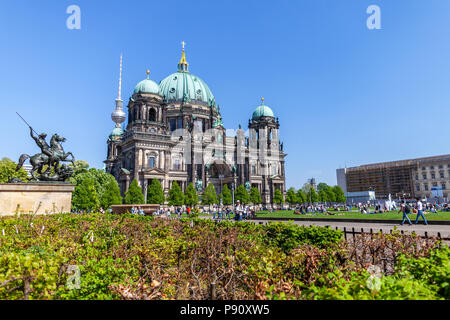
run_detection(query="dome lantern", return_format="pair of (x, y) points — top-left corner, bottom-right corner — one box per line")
(159, 43), (215, 107)
(178, 41), (189, 72)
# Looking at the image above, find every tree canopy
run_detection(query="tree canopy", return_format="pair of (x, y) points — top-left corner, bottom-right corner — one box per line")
(235, 185), (250, 204)
(100, 179), (122, 208)
(69, 161), (123, 210)
(124, 179), (145, 204)
(332, 185), (346, 203)
(220, 184), (232, 205)
(72, 177), (100, 211)
(147, 179), (165, 204)
(286, 187), (298, 204)
(273, 189), (284, 204)
(167, 181), (184, 206)
(297, 189), (307, 204)
(249, 187), (262, 204)
(202, 183), (218, 205)
(286, 182), (345, 205)
(184, 182), (198, 207)
(0, 157), (28, 183)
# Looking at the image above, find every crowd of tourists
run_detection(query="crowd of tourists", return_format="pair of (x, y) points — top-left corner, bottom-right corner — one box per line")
(292, 204), (349, 215)
(126, 201), (261, 221)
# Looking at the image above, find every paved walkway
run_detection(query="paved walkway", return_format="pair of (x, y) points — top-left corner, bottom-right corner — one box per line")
(198, 215), (450, 238)
(250, 219), (450, 239)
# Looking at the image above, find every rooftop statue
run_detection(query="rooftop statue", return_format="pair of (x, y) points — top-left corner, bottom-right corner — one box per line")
(14, 113), (75, 182)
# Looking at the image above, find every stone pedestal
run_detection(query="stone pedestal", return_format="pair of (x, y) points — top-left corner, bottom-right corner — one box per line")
(0, 183), (75, 216)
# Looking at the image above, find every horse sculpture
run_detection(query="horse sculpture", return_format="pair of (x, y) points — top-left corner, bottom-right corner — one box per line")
(16, 133), (75, 181)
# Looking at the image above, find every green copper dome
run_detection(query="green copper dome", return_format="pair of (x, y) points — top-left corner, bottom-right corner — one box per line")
(159, 71), (215, 106)
(252, 99), (275, 119)
(159, 48), (216, 106)
(109, 126), (124, 138)
(133, 71), (160, 95)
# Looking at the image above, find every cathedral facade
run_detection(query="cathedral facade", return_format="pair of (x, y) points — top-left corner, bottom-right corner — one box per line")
(105, 46), (286, 205)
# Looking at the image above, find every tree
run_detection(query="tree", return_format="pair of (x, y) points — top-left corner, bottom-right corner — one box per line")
(318, 189), (328, 202)
(202, 183), (218, 205)
(184, 182), (198, 207)
(302, 183), (318, 203)
(100, 178), (122, 208)
(332, 185), (346, 203)
(72, 177), (100, 211)
(235, 184), (250, 204)
(249, 187), (262, 204)
(317, 182), (336, 203)
(286, 187), (298, 205)
(297, 189), (307, 204)
(309, 188), (318, 203)
(69, 163), (120, 209)
(325, 185), (336, 203)
(71, 160), (89, 176)
(167, 181), (184, 206)
(0, 157), (28, 183)
(147, 179), (165, 204)
(273, 189), (284, 204)
(124, 179), (145, 204)
(220, 184), (232, 205)
(317, 182), (328, 193)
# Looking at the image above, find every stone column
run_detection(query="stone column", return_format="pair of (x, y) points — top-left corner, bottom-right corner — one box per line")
(125, 176), (131, 194)
(134, 149), (140, 182)
(160, 150), (165, 169)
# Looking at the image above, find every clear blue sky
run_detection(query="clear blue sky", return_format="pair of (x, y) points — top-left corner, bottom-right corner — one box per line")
(1, 0), (450, 189)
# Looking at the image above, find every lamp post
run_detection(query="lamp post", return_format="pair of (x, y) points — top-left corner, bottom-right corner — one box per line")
(144, 180), (148, 204)
(219, 174), (224, 205)
(232, 182), (235, 211)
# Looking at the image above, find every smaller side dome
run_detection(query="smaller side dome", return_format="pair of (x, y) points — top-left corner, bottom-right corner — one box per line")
(109, 126), (124, 138)
(252, 98), (275, 119)
(133, 70), (160, 94)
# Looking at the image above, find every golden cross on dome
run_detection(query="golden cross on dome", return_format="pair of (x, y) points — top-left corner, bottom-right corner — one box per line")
(261, 97), (264, 104)
(181, 41), (186, 50)
(146, 69), (150, 79)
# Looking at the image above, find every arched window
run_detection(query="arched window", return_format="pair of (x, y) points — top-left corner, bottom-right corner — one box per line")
(134, 107), (139, 121)
(149, 157), (155, 168)
(149, 108), (156, 122)
(173, 159), (181, 170)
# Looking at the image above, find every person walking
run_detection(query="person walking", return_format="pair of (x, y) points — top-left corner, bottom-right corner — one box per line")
(236, 200), (242, 221)
(415, 198), (428, 225)
(399, 201), (412, 225)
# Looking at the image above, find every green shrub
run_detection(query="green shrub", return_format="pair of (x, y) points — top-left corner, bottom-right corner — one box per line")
(263, 222), (343, 252)
(395, 245), (450, 299)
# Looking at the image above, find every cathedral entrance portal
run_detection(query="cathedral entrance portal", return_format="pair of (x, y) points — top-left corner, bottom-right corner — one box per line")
(207, 160), (235, 198)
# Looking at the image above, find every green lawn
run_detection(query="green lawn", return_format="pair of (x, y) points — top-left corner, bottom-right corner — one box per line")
(256, 210), (450, 221)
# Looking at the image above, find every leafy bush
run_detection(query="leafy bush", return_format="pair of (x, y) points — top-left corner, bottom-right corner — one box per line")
(395, 245), (450, 299)
(263, 222), (343, 252)
(0, 213), (447, 300)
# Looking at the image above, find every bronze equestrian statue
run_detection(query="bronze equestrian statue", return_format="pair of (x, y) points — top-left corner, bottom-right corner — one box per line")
(14, 113), (75, 182)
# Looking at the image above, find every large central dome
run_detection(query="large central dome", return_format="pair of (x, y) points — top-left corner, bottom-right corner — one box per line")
(159, 48), (216, 107)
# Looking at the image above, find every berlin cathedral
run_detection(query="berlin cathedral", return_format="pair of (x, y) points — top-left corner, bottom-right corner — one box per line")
(105, 44), (286, 205)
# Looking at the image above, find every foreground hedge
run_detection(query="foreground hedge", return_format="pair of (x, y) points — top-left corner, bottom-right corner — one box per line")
(0, 213), (448, 300)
